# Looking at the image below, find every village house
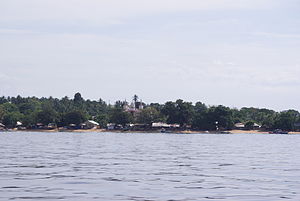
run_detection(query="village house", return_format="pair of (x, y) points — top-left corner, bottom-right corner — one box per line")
(125, 123), (149, 131)
(0, 123), (5, 130)
(253, 123), (261, 129)
(36, 123), (45, 129)
(107, 123), (115, 130)
(107, 123), (123, 130)
(16, 121), (26, 130)
(123, 96), (144, 116)
(152, 122), (180, 129)
(234, 123), (245, 130)
(124, 102), (143, 113)
(81, 120), (100, 129)
(234, 122), (261, 130)
(47, 123), (57, 129)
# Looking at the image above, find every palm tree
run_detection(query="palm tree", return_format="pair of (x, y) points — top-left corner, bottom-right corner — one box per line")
(133, 95), (139, 109)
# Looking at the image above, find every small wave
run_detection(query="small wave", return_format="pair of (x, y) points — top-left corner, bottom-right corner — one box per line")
(2, 186), (21, 189)
(218, 163), (234, 166)
(9, 196), (66, 200)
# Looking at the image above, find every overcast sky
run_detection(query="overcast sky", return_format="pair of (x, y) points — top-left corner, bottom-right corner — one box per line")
(1, 0), (300, 111)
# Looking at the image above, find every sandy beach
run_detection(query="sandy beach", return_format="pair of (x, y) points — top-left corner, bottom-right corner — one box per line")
(3, 128), (300, 134)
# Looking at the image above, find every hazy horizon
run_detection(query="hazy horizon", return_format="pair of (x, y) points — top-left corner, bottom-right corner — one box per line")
(1, 0), (300, 111)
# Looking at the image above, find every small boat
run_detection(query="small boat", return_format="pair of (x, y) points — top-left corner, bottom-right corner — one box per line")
(160, 128), (172, 133)
(220, 131), (231, 134)
(269, 129), (289, 134)
(212, 131), (231, 134)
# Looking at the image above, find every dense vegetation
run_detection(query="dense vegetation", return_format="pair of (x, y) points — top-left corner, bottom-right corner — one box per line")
(0, 93), (299, 131)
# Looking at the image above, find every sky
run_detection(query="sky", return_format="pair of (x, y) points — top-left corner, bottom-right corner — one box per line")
(0, 0), (300, 111)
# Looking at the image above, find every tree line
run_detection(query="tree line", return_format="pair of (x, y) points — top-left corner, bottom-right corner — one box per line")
(0, 93), (299, 131)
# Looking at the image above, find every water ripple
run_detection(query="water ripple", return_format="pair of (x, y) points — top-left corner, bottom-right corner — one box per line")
(0, 132), (299, 201)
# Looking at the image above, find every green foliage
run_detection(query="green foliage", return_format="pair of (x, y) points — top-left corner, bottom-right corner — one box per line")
(0, 94), (299, 131)
(22, 112), (38, 127)
(194, 102), (207, 113)
(133, 95), (139, 108)
(2, 112), (24, 128)
(36, 107), (58, 125)
(0, 96), (8, 104)
(162, 101), (177, 123)
(114, 101), (127, 109)
(62, 111), (87, 126)
(0, 106), (5, 121)
(273, 110), (299, 131)
(18, 100), (41, 115)
(208, 106), (234, 130)
(136, 107), (163, 124)
(1, 102), (18, 113)
(149, 103), (164, 111)
(192, 112), (207, 130)
(244, 121), (255, 130)
(94, 114), (109, 128)
(261, 114), (275, 130)
(236, 107), (276, 125)
(74, 92), (84, 104)
(162, 99), (194, 126)
(192, 102), (209, 130)
(109, 108), (133, 126)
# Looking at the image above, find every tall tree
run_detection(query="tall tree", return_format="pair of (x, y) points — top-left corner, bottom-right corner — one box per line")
(192, 102), (208, 130)
(2, 112), (24, 128)
(206, 105), (234, 130)
(74, 92), (84, 104)
(95, 114), (109, 128)
(162, 100), (194, 126)
(136, 107), (163, 124)
(109, 108), (133, 126)
(36, 107), (58, 125)
(273, 110), (299, 131)
(62, 111), (87, 126)
(133, 94), (141, 109)
(0, 106), (5, 122)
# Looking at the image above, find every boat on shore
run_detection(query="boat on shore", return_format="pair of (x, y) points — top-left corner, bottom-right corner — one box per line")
(269, 129), (289, 134)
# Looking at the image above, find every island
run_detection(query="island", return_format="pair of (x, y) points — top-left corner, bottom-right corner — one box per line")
(1, 93), (300, 134)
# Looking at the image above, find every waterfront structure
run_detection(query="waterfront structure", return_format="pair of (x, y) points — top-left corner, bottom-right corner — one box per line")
(234, 123), (245, 130)
(81, 120), (100, 129)
(0, 123), (5, 130)
(152, 122), (180, 129)
(253, 123), (261, 129)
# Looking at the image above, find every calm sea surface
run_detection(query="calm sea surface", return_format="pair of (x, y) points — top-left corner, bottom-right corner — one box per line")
(0, 132), (299, 201)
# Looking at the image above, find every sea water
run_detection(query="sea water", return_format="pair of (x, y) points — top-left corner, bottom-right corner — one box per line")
(0, 132), (299, 201)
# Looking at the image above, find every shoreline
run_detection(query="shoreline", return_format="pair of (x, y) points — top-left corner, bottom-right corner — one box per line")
(2, 128), (300, 134)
